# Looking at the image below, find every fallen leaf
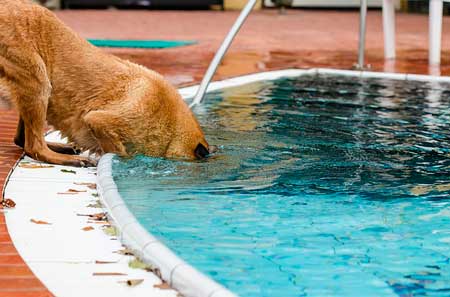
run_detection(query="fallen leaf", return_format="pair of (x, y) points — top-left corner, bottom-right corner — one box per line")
(30, 219), (51, 225)
(93, 272), (127, 276)
(68, 189), (86, 193)
(114, 248), (134, 256)
(61, 169), (76, 174)
(86, 201), (103, 208)
(2, 198), (16, 208)
(95, 260), (117, 264)
(82, 226), (94, 231)
(128, 258), (152, 271)
(78, 212), (107, 222)
(153, 268), (162, 279)
(154, 282), (171, 290)
(90, 212), (107, 221)
(103, 226), (118, 236)
(119, 279), (144, 287)
(58, 188), (87, 195)
(91, 193), (99, 198)
(19, 163), (54, 169)
(88, 221), (110, 225)
(74, 182), (97, 190)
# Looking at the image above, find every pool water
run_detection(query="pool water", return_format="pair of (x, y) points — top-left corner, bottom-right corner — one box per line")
(113, 74), (450, 297)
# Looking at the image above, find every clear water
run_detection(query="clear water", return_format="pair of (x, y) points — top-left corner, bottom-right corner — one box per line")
(113, 74), (450, 297)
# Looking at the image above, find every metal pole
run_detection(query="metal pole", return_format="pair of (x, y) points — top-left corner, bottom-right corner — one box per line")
(190, 0), (258, 108)
(429, 0), (443, 65)
(357, 0), (368, 69)
(382, 0), (396, 59)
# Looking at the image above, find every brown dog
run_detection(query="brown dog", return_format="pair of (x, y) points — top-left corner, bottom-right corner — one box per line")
(0, 0), (213, 167)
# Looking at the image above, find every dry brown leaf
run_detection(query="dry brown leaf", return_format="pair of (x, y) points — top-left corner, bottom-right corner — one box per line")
(30, 219), (51, 225)
(68, 189), (87, 193)
(93, 272), (127, 276)
(58, 189), (87, 195)
(88, 221), (110, 225)
(119, 279), (144, 287)
(82, 226), (94, 231)
(78, 212), (107, 221)
(19, 163), (54, 169)
(2, 198), (16, 208)
(95, 260), (118, 264)
(114, 248), (134, 256)
(154, 282), (171, 290)
(74, 182), (97, 190)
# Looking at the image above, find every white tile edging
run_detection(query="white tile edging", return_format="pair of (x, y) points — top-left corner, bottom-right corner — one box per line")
(97, 154), (236, 297)
(179, 68), (450, 99)
(98, 68), (449, 297)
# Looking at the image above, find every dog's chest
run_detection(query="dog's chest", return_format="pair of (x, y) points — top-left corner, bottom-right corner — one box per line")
(46, 99), (99, 152)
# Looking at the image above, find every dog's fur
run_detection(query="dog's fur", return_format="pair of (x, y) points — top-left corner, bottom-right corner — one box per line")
(0, 0), (211, 167)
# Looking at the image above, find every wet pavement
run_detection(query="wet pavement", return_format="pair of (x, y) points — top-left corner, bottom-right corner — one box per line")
(54, 9), (450, 84)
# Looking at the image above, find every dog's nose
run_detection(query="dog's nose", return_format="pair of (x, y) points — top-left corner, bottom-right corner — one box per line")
(208, 145), (218, 154)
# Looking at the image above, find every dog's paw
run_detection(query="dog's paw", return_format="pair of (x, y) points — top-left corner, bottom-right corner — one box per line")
(63, 157), (97, 168)
(47, 142), (82, 155)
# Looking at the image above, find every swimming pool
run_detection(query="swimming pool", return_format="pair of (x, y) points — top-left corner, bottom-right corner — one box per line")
(111, 71), (450, 296)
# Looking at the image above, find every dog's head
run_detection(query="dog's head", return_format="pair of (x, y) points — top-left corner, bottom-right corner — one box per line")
(83, 74), (215, 160)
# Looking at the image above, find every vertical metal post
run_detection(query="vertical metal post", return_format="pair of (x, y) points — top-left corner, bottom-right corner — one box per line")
(357, 0), (368, 69)
(382, 0), (396, 59)
(190, 0), (258, 108)
(429, 0), (443, 65)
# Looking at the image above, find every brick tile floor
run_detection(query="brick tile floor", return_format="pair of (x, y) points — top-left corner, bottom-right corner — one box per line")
(0, 111), (52, 296)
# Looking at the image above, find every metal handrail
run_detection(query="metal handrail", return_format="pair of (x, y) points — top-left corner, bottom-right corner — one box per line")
(191, 0), (370, 107)
(189, 0), (258, 108)
(356, 0), (368, 70)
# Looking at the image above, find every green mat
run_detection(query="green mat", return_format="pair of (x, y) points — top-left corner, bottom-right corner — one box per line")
(88, 39), (196, 49)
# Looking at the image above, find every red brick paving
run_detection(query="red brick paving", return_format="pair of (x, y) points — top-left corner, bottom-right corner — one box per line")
(0, 110), (52, 296)
(54, 9), (450, 83)
(0, 7), (449, 296)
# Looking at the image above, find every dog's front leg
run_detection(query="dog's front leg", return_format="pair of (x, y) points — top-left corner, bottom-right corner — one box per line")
(14, 118), (81, 155)
(19, 97), (95, 167)
(7, 53), (96, 167)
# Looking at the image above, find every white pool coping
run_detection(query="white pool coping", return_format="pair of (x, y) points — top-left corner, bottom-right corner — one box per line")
(4, 132), (178, 297)
(97, 68), (450, 297)
(178, 68), (450, 99)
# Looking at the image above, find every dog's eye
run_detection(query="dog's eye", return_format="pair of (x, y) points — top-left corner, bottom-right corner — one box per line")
(194, 143), (209, 159)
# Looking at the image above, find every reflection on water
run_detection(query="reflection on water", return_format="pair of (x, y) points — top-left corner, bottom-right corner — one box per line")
(114, 74), (450, 297)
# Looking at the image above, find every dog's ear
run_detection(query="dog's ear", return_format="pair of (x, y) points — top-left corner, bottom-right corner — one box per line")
(83, 110), (128, 156)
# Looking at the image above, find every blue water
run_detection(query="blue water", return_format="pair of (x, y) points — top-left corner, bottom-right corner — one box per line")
(113, 74), (450, 297)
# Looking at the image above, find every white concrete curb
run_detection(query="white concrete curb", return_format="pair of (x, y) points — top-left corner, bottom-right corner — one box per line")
(97, 68), (449, 297)
(97, 154), (236, 297)
(179, 68), (450, 99)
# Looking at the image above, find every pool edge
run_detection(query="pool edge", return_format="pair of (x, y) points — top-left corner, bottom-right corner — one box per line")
(98, 67), (450, 297)
(97, 154), (235, 297)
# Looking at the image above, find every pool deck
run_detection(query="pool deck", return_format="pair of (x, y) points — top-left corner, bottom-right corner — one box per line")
(0, 7), (449, 296)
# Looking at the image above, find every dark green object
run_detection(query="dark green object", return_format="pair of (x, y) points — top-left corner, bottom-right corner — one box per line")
(88, 39), (196, 49)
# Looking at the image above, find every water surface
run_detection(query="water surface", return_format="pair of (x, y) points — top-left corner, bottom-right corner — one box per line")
(113, 74), (450, 296)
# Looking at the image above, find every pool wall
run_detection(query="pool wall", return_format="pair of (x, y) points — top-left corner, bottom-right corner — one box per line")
(97, 68), (450, 297)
